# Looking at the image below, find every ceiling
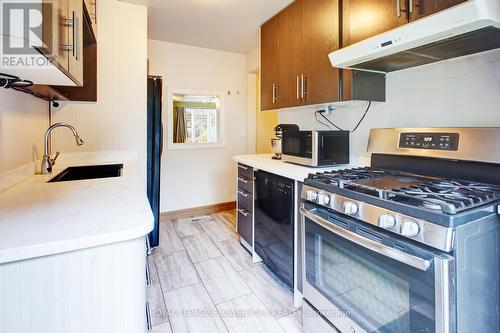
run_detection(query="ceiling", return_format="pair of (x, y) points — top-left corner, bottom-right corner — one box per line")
(121, 0), (293, 54)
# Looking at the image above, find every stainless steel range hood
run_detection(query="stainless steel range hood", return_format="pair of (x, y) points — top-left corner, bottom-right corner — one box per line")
(329, 0), (500, 73)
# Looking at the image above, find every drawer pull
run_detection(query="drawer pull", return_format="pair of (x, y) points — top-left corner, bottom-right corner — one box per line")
(238, 177), (248, 184)
(145, 301), (152, 331)
(238, 190), (249, 198)
(238, 208), (250, 217)
(238, 164), (249, 170)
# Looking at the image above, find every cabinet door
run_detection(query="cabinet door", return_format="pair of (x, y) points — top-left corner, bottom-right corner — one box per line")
(302, 0), (340, 105)
(68, 0), (84, 86)
(260, 16), (279, 111)
(84, 0), (97, 34)
(409, 0), (467, 21)
(57, 0), (70, 72)
(278, 0), (304, 109)
(342, 0), (408, 47)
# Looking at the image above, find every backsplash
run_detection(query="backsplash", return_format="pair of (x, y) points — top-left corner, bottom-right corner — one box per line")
(0, 89), (47, 174)
(279, 50), (500, 159)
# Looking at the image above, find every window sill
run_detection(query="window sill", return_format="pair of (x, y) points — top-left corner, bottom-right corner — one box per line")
(167, 142), (226, 151)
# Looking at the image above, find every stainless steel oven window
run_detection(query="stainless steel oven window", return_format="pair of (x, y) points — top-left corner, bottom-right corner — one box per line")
(302, 207), (455, 333)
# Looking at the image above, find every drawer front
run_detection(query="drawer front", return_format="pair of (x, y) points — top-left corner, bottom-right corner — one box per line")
(237, 205), (253, 245)
(238, 175), (253, 193)
(238, 163), (253, 180)
(237, 188), (253, 212)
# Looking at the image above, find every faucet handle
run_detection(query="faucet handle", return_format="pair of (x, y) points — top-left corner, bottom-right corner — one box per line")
(51, 152), (60, 165)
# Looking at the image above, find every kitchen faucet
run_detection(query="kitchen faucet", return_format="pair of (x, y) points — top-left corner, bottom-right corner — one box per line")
(41, 123), (84, 174)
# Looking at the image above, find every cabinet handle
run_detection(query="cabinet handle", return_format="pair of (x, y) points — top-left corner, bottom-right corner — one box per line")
(296, 76), (300, 100)
(409, 0), (413, 13)
(62, 11), (79, 60)
(238, 177), (248, 184)
(238, 190), (249, 198)
(145, 301), (152, 331)
(238, 164), (249, 171)
(238, 208), (250, 217)
(301, 74), (306, 99)
(272, 83), (278, 104)
(396, 0), (401, 17)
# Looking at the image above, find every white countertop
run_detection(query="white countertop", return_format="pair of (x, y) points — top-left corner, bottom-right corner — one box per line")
(0, 151), (154, 265)
(233, 154), (370, 182)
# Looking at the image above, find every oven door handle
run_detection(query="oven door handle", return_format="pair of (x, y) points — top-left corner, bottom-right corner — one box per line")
(300, 208), (431, 272)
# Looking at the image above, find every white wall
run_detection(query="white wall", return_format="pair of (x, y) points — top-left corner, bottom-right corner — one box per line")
(147, 40), (248, 212)
(52, 0), (148, 180)
(0, 90), (47, 174)
(279, 50), (500, 160)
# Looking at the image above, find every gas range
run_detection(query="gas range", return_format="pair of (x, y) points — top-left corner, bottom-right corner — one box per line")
(306, 167), (500, 215)
(300, 128), (500, 333)
(301, 129), (500, 252)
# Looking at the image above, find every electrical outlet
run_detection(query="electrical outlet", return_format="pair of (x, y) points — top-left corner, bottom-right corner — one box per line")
(320, 105), (335, 116)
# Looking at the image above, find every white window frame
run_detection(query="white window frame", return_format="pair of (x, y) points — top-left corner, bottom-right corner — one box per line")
(166, 88), (225, 151)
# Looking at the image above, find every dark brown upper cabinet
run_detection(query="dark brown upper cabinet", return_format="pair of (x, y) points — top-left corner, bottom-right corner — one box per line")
(408, 0), (467, 21)
(277, 0), (304, 109)
(260, 0), (385, 111)
(342, 0), (407, 47)
(343, 0), (468, 47)
(260, 16), (280, 111)
(302, 0), (341, 106)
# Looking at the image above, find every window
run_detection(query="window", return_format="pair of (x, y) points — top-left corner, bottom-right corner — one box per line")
(185, 108), (218, 144)
(167, 90), (224, 150)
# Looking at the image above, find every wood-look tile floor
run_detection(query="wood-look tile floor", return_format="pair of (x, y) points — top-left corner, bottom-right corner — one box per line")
(147, 210), (303, 333)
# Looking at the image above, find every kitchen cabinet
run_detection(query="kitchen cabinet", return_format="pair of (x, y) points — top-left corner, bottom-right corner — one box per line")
(277, 0), (304, 109)
(84, 0), (97, 33)
(0, 237), (150, 332)
(236, 163), (254, 251)
(302, 0), (341, 105)
(408, 0), (467, 21)
(260, 16), (279, 111)
(342, 0), (467, 47)
(39, 0), (84, 85)
(275, 0), (341, 108)
(3, 0), (98, 101)
(260, 0), (385, 111)
(28, 0), (98, 101)
(342, 0), (407, 47)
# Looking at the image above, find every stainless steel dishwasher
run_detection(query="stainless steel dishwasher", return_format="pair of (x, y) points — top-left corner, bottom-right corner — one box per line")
(254, 170), (294, 289)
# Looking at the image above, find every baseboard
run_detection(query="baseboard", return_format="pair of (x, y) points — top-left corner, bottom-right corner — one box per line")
(160, 201), (236, 221)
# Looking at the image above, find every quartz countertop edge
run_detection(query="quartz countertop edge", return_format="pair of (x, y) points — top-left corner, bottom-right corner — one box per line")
(0, 151), (154, 265)
(233, 154), (370, 182)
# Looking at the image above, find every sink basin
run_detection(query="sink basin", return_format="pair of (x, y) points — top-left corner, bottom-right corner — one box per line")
(48, 164), (123, 183)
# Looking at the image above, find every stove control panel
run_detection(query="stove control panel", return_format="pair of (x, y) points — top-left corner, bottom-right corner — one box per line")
(399, 133), (459, 151)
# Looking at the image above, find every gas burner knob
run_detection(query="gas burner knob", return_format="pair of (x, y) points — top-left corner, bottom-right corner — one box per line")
(306, 190), (318, 202)
(343, 201), (358, 215)
(378, 214), (396, 229)
(401, 221), (420, 237)
(317, 192), (331, 206)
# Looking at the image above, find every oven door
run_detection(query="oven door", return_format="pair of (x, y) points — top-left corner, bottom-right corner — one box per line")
(301, 206), (455, 333)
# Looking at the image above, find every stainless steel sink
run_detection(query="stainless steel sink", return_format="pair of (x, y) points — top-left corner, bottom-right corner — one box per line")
(48, 164), (123, 183)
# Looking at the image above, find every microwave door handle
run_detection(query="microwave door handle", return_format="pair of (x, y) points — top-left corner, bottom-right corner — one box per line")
(300, 208), (431, 272)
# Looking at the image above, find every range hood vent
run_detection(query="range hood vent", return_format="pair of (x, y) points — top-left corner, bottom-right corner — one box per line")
(329, 0), (500, 73)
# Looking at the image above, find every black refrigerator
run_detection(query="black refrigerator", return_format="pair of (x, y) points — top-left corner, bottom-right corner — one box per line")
(146, 76), (163, 248)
